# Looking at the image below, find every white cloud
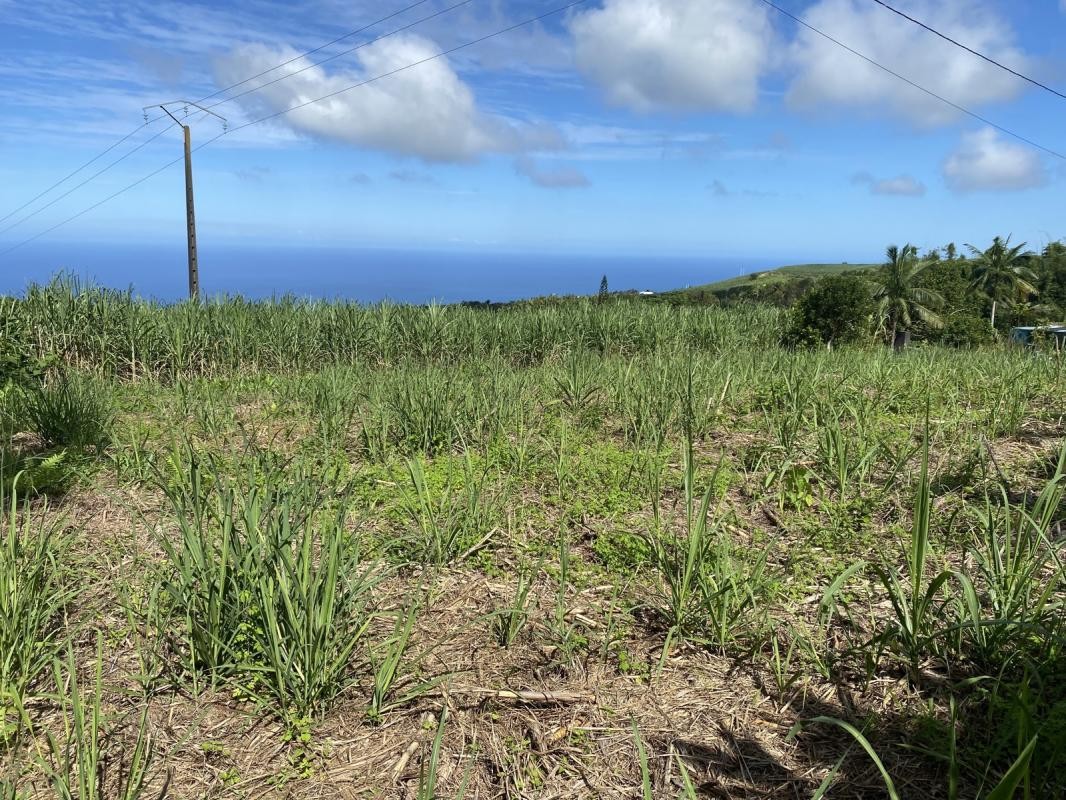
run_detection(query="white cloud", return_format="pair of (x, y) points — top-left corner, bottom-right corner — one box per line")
(788, 0), (1029, 126)
(851, 171), (926, 196)
(213, 35), (560, 163)
(514, 156), (590, 189)
(942, 128), (1046, 192)
(569, 0), (773, 113)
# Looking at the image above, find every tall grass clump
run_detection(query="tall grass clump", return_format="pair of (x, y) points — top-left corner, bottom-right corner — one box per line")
(965, 444), (1065, 669)
(819, 431), (1066, 794)
(20, 372), (114, 452)
(156, 454), (384, 720)
(400, 452), (506, 565)
(0, 479), (71, 740)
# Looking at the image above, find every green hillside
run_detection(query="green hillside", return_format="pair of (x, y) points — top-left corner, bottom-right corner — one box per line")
(657, 261), (878, 307)
(669, 262), (876, 295)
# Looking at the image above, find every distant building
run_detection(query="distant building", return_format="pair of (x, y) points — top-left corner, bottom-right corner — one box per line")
(638, 290), (655, 296)
(1010, 325), (1066, 349)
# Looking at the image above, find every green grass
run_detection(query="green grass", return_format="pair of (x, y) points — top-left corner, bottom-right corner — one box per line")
(0, 484), (71, 742)
(2, 275), (1065, 797)
(661, 261), (878, 297)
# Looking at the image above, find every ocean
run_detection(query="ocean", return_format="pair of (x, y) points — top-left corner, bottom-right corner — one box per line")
(0, 242), (778, 304)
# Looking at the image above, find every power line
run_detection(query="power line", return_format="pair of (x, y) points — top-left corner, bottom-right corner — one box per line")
(202, 0), (476, 114)
(869, 0), (1066, 102)
(758, 0), (1066, 161)
(0, 0), (475, 237)
(195, 0), (438, 106)
(17, 0), (1055, 262)
(0, 0), (591, 259)
(0, 0), (444, 226)
(0, 0), (473, 237)
(0, 124), (177, 237)
(0, 156), (187, 260)
(221, 0), (591, 137)
(0, 124), (153, 227)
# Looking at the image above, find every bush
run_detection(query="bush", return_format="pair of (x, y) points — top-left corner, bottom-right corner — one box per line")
(782, 274), (875, 347)
(938, 314), (997, 348)
(20, 373), (114, 451)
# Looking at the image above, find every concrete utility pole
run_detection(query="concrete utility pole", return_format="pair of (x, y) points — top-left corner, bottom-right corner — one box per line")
(144, 101), (226, 300)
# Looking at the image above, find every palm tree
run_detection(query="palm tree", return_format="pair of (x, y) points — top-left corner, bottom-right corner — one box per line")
(872, 244), (944, 350)
(1002, 297), (1055, 327)
(966, 235), (1037, 328)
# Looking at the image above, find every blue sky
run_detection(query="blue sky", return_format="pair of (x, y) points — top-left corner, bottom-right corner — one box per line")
(1, 0), (1065, 267)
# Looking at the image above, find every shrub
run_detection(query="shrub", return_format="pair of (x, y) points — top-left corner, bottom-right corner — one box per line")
(157, 455), (385, 719)
(782, 274), (875, 347)
(938, 314), (997, 348)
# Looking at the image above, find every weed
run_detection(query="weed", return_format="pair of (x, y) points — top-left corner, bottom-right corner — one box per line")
(157, 454), (384, 719)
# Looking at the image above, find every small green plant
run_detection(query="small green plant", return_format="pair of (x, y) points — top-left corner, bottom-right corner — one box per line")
(401, 453), (503, 565)
(367, 601), (442, 724)
(631, 719), (653, 800)
(641, 442), (767, 653)
(554, 353), (602, 418)
(870, 423), (976, 685)
(416, 707), (472, 800)
(766, 627), (803, 700)
(777, 462), (817, 511)
(43, 636), (161, 800)
(491, 564), (538, 648)
(814, 407), (880, 500)
(1, 449), (75, 496)
(544, 529), (588, 661)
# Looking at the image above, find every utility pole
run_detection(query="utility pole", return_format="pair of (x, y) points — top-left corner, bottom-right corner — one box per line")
(144, 101), (226, 300)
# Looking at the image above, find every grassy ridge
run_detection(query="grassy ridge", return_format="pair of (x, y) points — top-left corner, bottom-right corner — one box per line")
(657, 261), (878, 303)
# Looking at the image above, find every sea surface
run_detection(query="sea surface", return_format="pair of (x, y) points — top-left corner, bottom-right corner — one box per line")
(1, 242), (779, 304)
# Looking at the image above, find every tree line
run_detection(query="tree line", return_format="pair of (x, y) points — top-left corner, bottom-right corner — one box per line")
(785, 237), (1066, 348)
